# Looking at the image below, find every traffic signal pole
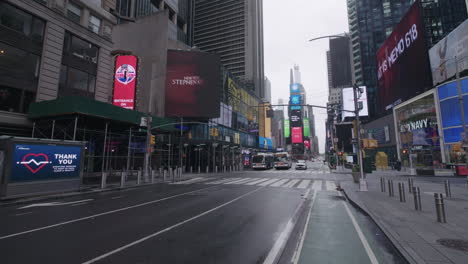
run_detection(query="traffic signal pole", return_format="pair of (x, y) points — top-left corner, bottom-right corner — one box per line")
(353, 84), (367, 191)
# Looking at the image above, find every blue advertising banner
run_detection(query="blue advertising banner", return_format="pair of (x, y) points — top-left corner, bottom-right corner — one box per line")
(290, 94), (302, 110)
(11, 144), (82, 182)
(259, 137), (273, 150)
(290, 83), (301, 94)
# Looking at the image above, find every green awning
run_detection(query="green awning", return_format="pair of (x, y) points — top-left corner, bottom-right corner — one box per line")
(28, 96), (177, 132)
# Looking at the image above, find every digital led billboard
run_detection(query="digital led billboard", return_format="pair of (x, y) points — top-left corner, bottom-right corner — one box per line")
(113, 55), (138, 109)
(290, 94), (302, 110)
(165, 50), (221, 118)
(284, 119), (290, 138)
(303, 118), (310, 137)
(376, 1), (432, 112)
(290, 109), (302, 127)
(429, 20), (468, 86)
(292, 127), (303, 143)
(290, 83), (301, 94)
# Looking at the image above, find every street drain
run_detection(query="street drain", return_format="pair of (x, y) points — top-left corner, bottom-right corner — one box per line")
(437, 239), (468, 252)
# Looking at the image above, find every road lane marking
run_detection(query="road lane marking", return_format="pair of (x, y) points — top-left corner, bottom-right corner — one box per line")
(13, 212), (33, 217)
(342, 201), (379, 264)
(0, 185), (219, 240)
(110, 196), (125, 200)
(227, 178), (254, 184)
(259, 178), (281, 186)
(292, 189), (317, 264)
(297, 180), (311, 189)
(18, 199), (94, 209)
(82, 186), (265, 264)
(70, 202), (90, 207)
(245, 178), (270, 185)
(270, 179), (290, 187)
(283, 179), (299, 188)
(326, 181), (337, 191)
(311, 180), (322, 191)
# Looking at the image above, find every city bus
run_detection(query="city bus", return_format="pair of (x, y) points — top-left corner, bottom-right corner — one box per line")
(252, 153), (274, 169)
(274, 152), (292, 169)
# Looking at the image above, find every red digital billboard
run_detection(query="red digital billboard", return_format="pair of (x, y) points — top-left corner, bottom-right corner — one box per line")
(376, 1), (432, 112)
(292, 127), (303, 143)
(113, 55), (137, 110)
(165, 50), (221, 118)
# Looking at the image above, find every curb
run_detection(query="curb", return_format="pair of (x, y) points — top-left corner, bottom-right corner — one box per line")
(341, 187), (422, 264)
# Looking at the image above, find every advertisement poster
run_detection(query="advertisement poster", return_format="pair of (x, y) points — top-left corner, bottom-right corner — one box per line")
(292, 127), (303, 143)
(429, 20), (468, 85)
(113, 55), (138, 110)
(290, 109), (302, 127)
(304, 140), (310, 149)
(165, 50), (221, 118)
(284, 119), (290, 138)
(259, 137), (273, 150)
(376, 1), (432, 112)
(303, 118), (310, 137)
(341, 86), (369, 120)
(11, 144), (82, 182)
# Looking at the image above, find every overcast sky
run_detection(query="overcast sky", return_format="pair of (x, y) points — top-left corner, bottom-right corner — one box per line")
(263, 0), (349, 153)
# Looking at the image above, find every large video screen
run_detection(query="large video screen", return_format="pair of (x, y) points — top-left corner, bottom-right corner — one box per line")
(429, 20), (468, 86)
(290, 109), (302, 127)
(376, 1), (432, 112)
(292, 127), (303, 143)
(165, 50), (221, 118)
(113, 55), (138, 110)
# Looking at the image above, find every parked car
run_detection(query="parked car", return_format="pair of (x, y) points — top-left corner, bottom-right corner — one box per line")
(295, 160), (307, 170)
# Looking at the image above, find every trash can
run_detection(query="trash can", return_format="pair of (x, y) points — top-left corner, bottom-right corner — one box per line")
(363, 157), (373, 173)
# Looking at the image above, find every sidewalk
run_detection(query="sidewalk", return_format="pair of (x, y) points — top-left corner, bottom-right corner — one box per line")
(337, 172), (468, 264)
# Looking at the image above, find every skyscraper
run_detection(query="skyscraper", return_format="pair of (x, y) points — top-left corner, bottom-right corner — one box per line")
(192, 0), (264, 96)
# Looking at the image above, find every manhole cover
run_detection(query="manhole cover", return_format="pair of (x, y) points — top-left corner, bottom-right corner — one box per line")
(437, 239), (468, 252)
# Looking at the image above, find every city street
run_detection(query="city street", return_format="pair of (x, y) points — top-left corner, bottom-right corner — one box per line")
(0, 161), (405, 264)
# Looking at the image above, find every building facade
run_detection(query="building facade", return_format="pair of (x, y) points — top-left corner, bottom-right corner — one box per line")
(192, 0), (264, 97)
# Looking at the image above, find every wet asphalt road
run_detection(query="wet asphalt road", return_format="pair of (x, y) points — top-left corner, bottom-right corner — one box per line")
(0, 161), (406, 264)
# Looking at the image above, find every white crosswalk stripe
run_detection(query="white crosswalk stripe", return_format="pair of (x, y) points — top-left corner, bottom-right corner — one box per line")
(233, 178), (260, 185)
(270, 179), (290, 187)
(207, 178), (240, 184)
(311, 180), (322, 191)
(225, 178), (252, 184)
(282, 179), (299, 188)
(259, 178), (281, 186)
(326, 181), (337, 191)
(245, 178), (270, 185)
(297, 180), (311, 189)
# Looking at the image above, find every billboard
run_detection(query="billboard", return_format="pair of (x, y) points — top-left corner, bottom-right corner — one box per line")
(292, 127), (303, 143)
(284, 119), (290, 137)
(290, 109), (302, 127)
(429, 19), (468, 86)
(290, 94), (302, 110)
(376, 1), (432, 112)
(113, 55), (137, 109)
(342, 86), (369, 120)
(437, 78), (468, 143)
(11, 144), (82, 182)
(303, 118), (310, 137)
(259, 137), (273, 150)
(165, 50), (221, 118)
(290, 83), (301, 94)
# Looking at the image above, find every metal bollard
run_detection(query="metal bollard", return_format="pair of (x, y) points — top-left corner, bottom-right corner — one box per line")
(434, 193), (447, 223)
(172, 168), (176, 183)
(388, 180), (394, 197)
(413, 186), (422, 211)
(380, 177), (386, 192)
(206, 165), (209, 173)
(159, 168), (163, 178)
(198, 166), (201, 174)
(190, 166), (193, 174)
(137, 170), (142, 185)
(398, 182), (406, 202)
(408, 178), (413, 193)
(215, 166), (218, 173)
(151, 169), (156, 183)
(120, 170), (126, 188)
(101, 172), (107, 189)
(163, 170), (167, 182)
(444, 180), (451, 198)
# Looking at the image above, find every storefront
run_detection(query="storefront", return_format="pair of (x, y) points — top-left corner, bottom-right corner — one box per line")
(394, 90), (443, 175)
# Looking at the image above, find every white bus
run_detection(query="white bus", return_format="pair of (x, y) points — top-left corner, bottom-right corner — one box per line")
(274, 152), (292, 169)
(252, 153), (274, 169)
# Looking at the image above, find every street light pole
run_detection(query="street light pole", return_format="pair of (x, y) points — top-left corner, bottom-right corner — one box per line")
(353, 84), (367, 191)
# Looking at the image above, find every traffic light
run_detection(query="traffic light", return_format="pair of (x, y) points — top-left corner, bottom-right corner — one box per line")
(150, 134), (156, 145)
(402, 149), (408, 154)
(338, 152), (343, 156)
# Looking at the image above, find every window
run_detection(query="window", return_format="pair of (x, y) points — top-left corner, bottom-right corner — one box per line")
(67, 2), (82, 23)
(59, 65), (96, 97)
(88, 15), (101, 34)
(0, 2), (45, 41)
(0, 42), (39, 113)
(64, 32), (99, 64)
